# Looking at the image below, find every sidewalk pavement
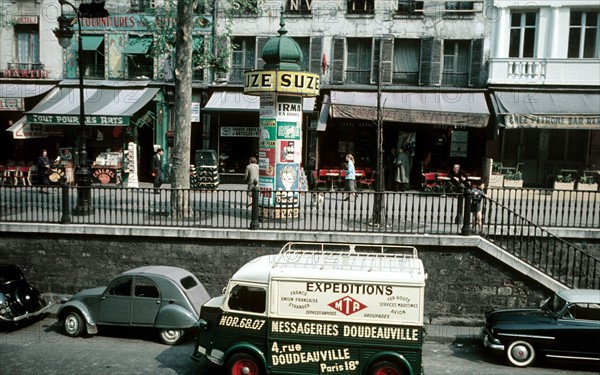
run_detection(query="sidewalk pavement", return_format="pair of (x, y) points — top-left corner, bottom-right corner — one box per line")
(44, 295), (482, 344)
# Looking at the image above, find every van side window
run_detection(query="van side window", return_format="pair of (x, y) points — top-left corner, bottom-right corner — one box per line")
(228, 284), (266, 314)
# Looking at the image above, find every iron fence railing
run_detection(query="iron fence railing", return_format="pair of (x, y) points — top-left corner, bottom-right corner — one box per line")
(487, 188), (600, 229)
(2, 185), (598, 289)
(482, 197), (600, 290)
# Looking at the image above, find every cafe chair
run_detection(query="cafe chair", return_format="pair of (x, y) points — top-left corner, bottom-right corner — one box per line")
(358, 168), (375, 190)
(14, 166), (31, 186)
(315, 169), (329, 190)
(421, 172), (438, 192)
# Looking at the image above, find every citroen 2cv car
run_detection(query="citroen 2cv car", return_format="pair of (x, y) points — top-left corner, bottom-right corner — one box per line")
(0, 264), (53, 326)
(482, 289), (600, 367)
(57, 266), (210, 345)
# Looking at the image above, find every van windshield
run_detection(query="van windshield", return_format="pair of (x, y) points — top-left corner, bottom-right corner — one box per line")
(227, 284), (266, 314)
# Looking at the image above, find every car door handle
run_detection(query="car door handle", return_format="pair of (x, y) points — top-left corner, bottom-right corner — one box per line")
(156, 300), (161, 304)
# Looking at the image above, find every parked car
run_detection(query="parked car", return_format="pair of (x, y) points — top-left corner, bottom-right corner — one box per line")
(0, 263), (53, 326)
(481, 289), (600, 367)
(57, 266), (210, 345)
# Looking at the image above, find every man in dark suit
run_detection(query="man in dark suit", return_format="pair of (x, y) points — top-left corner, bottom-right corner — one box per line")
(151, 148), (164, 193)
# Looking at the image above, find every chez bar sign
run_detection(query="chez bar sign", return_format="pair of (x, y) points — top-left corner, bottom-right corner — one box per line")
(27, 114), (128, 126)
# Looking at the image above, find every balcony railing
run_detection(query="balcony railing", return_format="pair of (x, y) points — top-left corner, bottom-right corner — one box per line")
(489, 58), (600, 86)
(7, 62), (45, 71)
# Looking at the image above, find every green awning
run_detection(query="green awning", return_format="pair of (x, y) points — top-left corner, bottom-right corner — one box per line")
(124, 37), (152, 54)
(81, 35), (104, 51)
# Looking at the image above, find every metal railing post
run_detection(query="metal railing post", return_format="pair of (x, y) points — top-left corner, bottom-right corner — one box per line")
(249, 181), (259, 230)
(461, 188), (472, 235)
(60, 177), (71, 224)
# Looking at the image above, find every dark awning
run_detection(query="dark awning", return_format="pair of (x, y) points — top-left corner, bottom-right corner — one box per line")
(492, 91), (600, 129)
(26, 86), (159, 126)
(329, 91), (490, 128)
(81, 35), (104, 51)
(203, 91), (315, 113)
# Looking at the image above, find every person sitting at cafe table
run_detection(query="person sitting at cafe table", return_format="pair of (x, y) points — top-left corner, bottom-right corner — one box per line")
(448, 163), (470, 192)
(36, 149), (51, 194)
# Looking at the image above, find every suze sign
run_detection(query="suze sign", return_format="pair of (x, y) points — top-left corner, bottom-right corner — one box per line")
(27, 114), (128, 126)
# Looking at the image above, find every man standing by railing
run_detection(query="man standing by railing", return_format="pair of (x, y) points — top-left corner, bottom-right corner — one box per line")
(151, 148), (164, 194)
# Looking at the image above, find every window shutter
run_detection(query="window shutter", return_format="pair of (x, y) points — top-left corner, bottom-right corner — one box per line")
(256, 36), (269, 69)
(380, 38), (393, 85)
(469, 38), (484, 87)
(309, 37), (323, 75)
(419, 37), (441, 86)
(371, 38), (381, 84)
(214, 37), (230, 82)
(332, 37), (345, 84)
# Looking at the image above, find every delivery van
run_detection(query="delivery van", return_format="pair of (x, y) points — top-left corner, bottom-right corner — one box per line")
(192, 242), (426, 375)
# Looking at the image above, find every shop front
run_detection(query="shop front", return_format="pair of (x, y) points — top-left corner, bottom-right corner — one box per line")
(21, 82), (159, 186)
(202, 90), (315, 182)
(491, 91), (600, 187)
(317, 90), (490, 188)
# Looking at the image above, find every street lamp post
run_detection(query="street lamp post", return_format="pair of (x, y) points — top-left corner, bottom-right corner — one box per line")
(53, 0), (107, 215)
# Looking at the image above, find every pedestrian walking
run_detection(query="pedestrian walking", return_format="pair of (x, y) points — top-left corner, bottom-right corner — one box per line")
(343, 154), (357, 201)
(305, 153), (316, 190)
(151, 148), (164, 194)
(36, 149), (51, 194)
(244, 157), (259, 206)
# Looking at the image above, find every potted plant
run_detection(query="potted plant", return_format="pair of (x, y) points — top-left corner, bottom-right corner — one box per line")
(554, 174), (575, 190)
(577, 175), (598, 191)
(503, 170), (523, 188)
(488, 162), (504, 187)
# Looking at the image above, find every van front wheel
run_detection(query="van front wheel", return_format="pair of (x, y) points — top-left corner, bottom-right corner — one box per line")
(368, 360), (405, 375)
(226, 352), (262, 375)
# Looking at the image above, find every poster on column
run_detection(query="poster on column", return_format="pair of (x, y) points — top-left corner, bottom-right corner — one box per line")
(260, 118), (276, 148)
(260, 93), (276, 116)
(275, 163), (300, 207)
(259, 176), (275, 207)
(259, 148), (275, 177)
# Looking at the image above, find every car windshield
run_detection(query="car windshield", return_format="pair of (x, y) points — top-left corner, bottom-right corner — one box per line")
(0, 265), (24, 284)
(542, 294), (568, 316)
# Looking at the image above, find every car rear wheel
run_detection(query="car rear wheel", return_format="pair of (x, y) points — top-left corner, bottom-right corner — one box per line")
(226, 352), (262, 375)
(506, 340), (536, 367)
(367, 360), (405, 375)
(63, 311), (84, 337)
(159, 329), (184, 345)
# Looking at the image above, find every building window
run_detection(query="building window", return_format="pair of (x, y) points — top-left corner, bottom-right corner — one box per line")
(124, 36), (154, 79)
(509, 11), (537, 58)
(442, 40), (469, 87)
(14, 24), (40, 70)
(286, 0), (312, 15)
(568, 11), (599, 58)
(395, 1), (424, 16)
(231, 37), (256, 83)
(346, 38), (372, 84)
(393, 39), (420, 85)
(347, 0), (374, 15)
(445, 1), (474, 14)
(130, 0), (154, 12)
(82, 35), (105, 78)
(294, 37), (310, 71)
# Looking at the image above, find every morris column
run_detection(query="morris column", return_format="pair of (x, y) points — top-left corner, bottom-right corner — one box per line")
(244, 17), (319, 219)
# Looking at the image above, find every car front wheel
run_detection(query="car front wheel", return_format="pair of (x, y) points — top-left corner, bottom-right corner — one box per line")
(226, 352), (262, 375)
(159, 328), (184, 345)
(506, 340), (536, 367)
(367, 360), (405, 375)
(63, 311), (84, 337)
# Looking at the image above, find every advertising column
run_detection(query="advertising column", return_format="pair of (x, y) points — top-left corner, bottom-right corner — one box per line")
(245, 71), (319, 219)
